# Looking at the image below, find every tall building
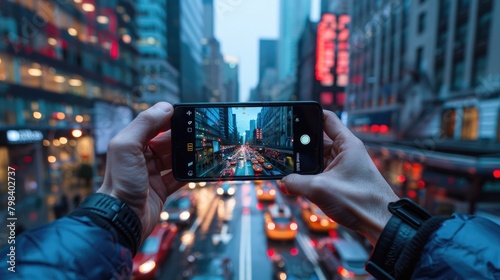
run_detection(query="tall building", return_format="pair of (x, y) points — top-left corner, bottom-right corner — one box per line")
(223, 55), (239, 102)
(278, 0), (311, 80)
(259, 39), (278, 81)
(202, 0), (227, 102)
(348, 0), (500, 216)
(136, 0), (179, 109)
(167, 0), (204, 102)
(0, 1), (138, 230)
(252, 39), (278, 101)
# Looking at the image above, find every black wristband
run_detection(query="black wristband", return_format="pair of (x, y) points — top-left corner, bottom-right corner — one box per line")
(69, 193), (142, 257)
(366, 198), (432, 280)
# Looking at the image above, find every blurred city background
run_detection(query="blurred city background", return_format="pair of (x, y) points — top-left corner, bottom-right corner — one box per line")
(1, 0), (499, 279)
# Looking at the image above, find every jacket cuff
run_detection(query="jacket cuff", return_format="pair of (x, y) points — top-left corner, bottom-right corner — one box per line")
(367, 215), (450, 279)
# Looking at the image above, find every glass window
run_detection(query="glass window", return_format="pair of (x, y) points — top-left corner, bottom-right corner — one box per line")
(441, 109), (456, 138)
(418, 13), (426, 33)
(20, 60), (42, 88)
(451, 60), (465, 90)
(461, 107), (478, 140)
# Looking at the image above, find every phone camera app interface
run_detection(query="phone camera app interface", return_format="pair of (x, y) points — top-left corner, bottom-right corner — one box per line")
(191, 106), (294, 179)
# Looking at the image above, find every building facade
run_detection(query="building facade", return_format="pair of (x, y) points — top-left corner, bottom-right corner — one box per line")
(0, 0), (138, 231)
(347, 0), (500, 216)
(278, 0), (311, 81)
(135, 0), (179, 110)
(223, 55), (239, 102)
(167, 0), (204, 102)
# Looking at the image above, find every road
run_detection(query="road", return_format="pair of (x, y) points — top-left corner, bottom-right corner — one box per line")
(153, 181), (371, 280)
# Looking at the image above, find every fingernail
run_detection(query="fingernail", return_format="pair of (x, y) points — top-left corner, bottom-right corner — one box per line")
(153, 102), (172, 113)
(278, 179), (290, 195)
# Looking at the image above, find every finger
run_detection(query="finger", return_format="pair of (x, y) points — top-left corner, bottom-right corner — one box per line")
(161, 171), (187, 197)
(113, 102), (173, 147)
(323, 110), (354, 143)
(280, 173), (316, 198)
(149, 130), (172, 158)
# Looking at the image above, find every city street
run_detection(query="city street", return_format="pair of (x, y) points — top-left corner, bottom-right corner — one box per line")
(218, 146), (290, 178)
(153, 182), (369, 280)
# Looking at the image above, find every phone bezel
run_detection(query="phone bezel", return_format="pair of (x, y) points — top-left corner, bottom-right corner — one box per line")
(171, 101), (323, 182)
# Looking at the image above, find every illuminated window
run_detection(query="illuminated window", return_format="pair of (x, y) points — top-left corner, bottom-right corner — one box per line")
(0, 53), (15, 83)
(441, 109), (456, 138)
(461, 107), (478, 140)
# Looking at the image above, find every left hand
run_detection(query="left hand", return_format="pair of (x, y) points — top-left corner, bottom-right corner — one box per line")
(97, 102), (185, 242)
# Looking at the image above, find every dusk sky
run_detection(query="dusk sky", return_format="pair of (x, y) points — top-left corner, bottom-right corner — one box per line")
(214, 0), (279, 102)
(232, 107), (262, 134)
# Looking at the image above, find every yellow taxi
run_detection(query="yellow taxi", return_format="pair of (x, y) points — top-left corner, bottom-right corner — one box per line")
(256, 183), (276, 202)
(300, 199), (337, 232)
(264, 204), (298, 241)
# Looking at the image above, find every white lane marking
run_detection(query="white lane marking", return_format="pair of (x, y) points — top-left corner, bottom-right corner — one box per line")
(246, 214), (252, 280)
(179, 217), (201, 252)
(239, 184), (252, 280)
(178, 192), (216, 252)
(296, 233), (327, 280)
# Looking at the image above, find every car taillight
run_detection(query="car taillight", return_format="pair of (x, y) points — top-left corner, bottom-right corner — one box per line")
(337, 266), (355, 278)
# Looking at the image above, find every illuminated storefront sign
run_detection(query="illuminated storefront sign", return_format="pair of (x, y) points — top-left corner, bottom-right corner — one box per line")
(6, 130), (43, 144)
(315, 14), (350, 87)
(316, 14), (336, 86)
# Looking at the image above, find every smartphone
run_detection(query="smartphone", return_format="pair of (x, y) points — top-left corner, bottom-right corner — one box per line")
(171, 101), (323, 182)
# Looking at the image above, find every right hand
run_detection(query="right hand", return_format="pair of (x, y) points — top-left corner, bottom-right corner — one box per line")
(281, 110), (399, 246)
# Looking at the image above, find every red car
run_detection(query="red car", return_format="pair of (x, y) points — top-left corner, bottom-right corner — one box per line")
(132, 222), (178, 279)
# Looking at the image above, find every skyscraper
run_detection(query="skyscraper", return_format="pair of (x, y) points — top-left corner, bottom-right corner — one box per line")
(167, 0), (204, 102)
(278, 0), (311, 80)
(202, 0), (226, 102)
(136, 0), (179, 109)
(223, 55), (240, 102)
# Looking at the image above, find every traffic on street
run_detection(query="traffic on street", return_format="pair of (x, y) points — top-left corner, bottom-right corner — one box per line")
(219, 146), (288, 179)
(133, 181), (372, 280)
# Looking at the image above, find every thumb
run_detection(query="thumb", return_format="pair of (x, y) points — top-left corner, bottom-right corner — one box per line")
(115, 102), (173, 147)
(281, 173), (316, 198)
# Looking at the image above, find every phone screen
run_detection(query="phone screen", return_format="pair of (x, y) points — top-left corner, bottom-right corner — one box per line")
(171, 102), (323, 181)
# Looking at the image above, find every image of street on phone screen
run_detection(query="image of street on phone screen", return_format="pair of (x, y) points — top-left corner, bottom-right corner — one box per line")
(193, 106), (294, 179)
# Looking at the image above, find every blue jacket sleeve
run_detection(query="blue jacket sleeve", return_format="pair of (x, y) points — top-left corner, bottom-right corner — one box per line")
(0, 216), (132, 279)
(412, 214), (500, 279)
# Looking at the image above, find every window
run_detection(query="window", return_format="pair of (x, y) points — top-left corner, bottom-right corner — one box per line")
(451, 60), (465, 90)
(441, 109), (456, 138)
(461, 107), (478, 140)
(418, 13), (426, 33)
(472, 55), (487, 87)
(416, 47), (423, 72)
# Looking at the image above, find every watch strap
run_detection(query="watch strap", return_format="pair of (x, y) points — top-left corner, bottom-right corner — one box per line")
(69, 193), (142, 257)
(365, 198), (432, 280)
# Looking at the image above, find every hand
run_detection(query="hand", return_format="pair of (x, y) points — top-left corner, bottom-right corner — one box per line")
(97, 102), (185, 242)
(281, 110), (399, 246)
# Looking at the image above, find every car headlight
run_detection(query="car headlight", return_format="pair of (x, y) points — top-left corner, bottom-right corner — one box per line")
(138, 260), (156, 274)
(199, 182), (206, 187)
(270, 189), (276, 196)
(188, 182), (196, 189)
(217, 187), (224, 195)
(228, 187), (235, 195)
(179, 211), (191, 221)
(160, 211), (169, 221)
